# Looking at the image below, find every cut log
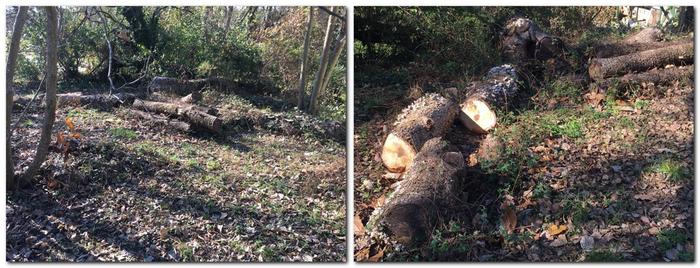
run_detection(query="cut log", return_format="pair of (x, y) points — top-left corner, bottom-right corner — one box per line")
(377, 138), (465, 245)
(623, 27), (663, 44)
(125, 109), (193, 132)
(132, 99), (222, 133)
(56, 92), (135, 110)
(459, 64), (521, 134)
(381, 93), (458, 173)
(148, 76), (231, 95)
(593, 39), (692, 58)
(588, 42), (693, 80)
(179, 92), (202, 104)
(502, 17), (566, 63)
(594, 65), (694, 96)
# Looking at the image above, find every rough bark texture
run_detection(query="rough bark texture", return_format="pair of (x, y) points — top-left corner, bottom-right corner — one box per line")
(459, 64), (521, 134)
(594, 65), (694, 96)
(377, 138), (465, 245)
(308, 7), (336, 114)
(148, 77), (230, 95)
(297, 7), (314, 108)
(125, 109), (193, 132)
(57, 92), (135, 110)
(132, 99), (222, 132)
(381, 93), (458, 172)
(501, 17), (565, 63)
(623, 27), (663, 44)
(593, 39), (692, 58)
(589, 42), (694, 80)
(21, 7), (58, 187)
(6, 6), (29, 190)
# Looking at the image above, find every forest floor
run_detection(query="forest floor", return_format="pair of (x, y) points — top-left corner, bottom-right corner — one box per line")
(7, 88), (347, 262)
(354, 70), (694, 261)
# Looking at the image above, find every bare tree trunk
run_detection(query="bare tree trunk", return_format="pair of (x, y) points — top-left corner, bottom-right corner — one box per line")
(96, 8), (115, 93)
(308, 7), (336, 114)
(19, 7), (59, 187)
(223, 6), (233, 40)
(319, 29), (346, 99)
(6, 6), (29, 190)
(297, 7), (314, 109)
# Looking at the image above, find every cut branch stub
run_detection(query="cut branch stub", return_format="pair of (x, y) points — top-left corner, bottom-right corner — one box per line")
(378, 138), (465, 245)
(381, 93), (458, 173)
(459, 64), (521, 134)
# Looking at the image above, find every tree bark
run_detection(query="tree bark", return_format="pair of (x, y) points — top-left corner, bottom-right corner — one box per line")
(6, 6), (29, 190)
(19, 7), (59, 188)
(307, 7), (336, 114)
(319, 28), (347, 100)
(588, 42), (693, 80)
(593, 39), (691, 58)
(501, 17), (565, 63)
(623, 27), (663, 44)
(132, 99), (221, 132)
(377, 137), (465, 246)
(125, 109), (193, 132)
(297, 7), (314, 109)
(148, 76), (230, 95)
(595, 65), (694, 96)
(381, 93), (458, 173)
(459, 64), (521, 134)
(56, 92), (136, 109)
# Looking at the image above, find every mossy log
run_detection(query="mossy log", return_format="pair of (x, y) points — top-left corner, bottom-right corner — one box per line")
(381, 93), (458, 173)
(588, 42), (693, 80)
(377, 138), (465, 245)
(459, 64), (521, 134)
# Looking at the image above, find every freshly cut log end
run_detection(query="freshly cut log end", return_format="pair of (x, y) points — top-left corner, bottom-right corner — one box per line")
(378, 138), (465, 245)
(458, 64), (521, 134)
(381, 93), (458, 172)
(381, 133), (417, 173)
(459, 99), (496, 134)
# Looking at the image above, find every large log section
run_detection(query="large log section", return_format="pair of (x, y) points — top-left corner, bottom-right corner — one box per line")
(57, 92), (135, 109)
(589, 42), (693, 80)
(459, 64), (522, 134)
(381, 93), (458, 173)
(132, 99), (222, 132)
(377, 138), (465, 245)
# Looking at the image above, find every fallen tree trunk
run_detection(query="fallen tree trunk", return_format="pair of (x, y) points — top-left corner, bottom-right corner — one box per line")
(148, 76), (230, 95)
(376, 138), (465, 245)
(125, 109), (193, 132)
(588, 42), (693, 80)
(57, 92), (135, 110)
(381, 93), (458, 173)
(593, 39), (692, 58)
(132, 99), (222, 132)
(459, 64), (521, 134)
(594, 65), (694, 96)
(623, 27), (663, 44)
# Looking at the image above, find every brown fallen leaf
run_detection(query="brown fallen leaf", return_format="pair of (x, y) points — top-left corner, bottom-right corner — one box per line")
(371, 194), (386, 208)
(550, 234), (568, 247)
(354, 215), (365, 236)
(354, 247), (370, 261)
(547, 224), (568, 236)
(501, 207), (517, 234)
(367, 248), (384, 262)
(633, 194), (655, 201)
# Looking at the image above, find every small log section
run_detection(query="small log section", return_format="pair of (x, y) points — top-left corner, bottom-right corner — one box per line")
(459, 64), (521, 134)
(588, 42), (693, 80)
(132, 99), (222, 133)
(377, 138), (465, 245)
(381, 93), (458, 173)
(148, 76), (230, 96)
(57, 92), (135, 109)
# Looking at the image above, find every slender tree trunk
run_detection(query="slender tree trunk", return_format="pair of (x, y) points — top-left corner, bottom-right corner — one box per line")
(6, 6), (29, 190)
(297, 7), (314, 109)
(223, 6), (233, 40)
(308, 7), (336, 114)
(319, 29), (346, 100)
(19, 7), (59, 188)
(96, 8), (115, 93)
